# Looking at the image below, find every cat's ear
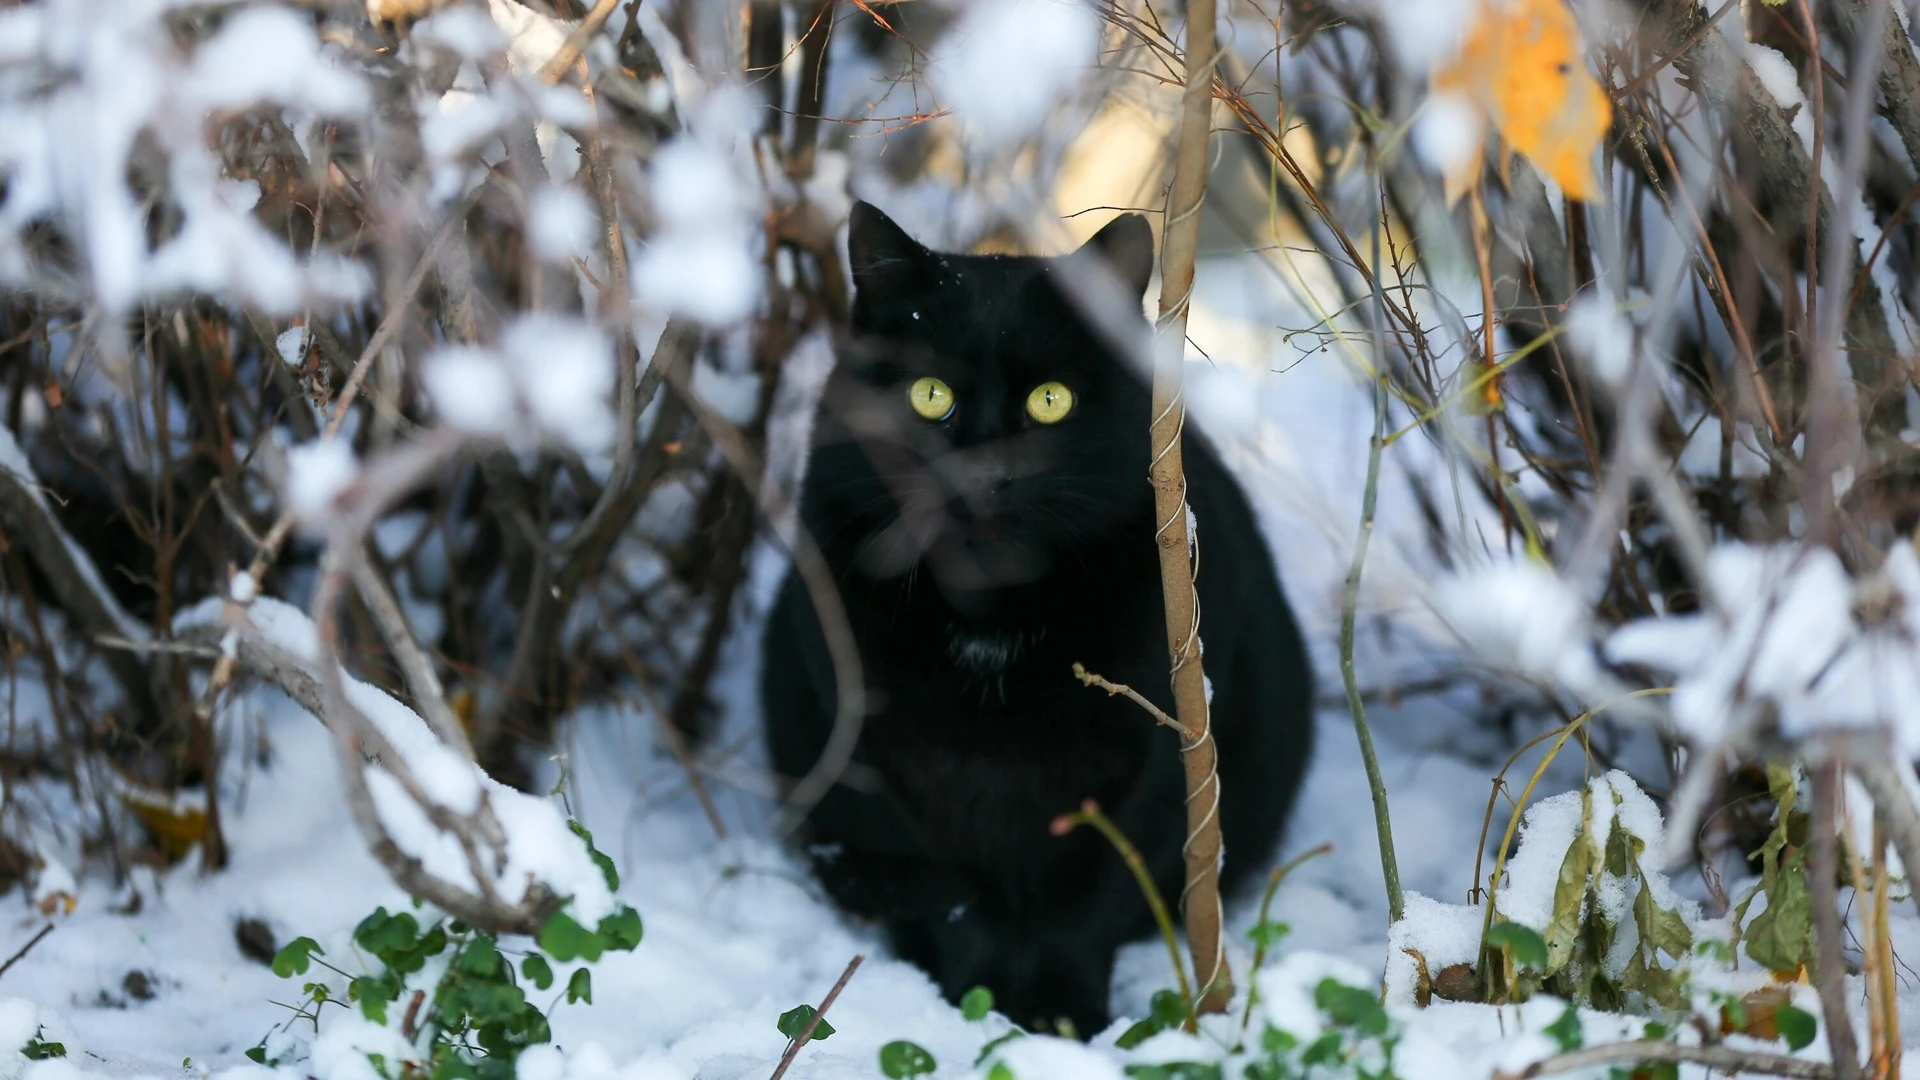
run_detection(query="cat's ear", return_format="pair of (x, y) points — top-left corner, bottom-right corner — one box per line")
(847, 201), (931, 295)
(1079, 213), (1155, 300)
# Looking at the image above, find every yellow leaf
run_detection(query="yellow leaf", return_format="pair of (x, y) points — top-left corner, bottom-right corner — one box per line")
(121, 786), (209, 862)
(1433, 0), (1612, 202)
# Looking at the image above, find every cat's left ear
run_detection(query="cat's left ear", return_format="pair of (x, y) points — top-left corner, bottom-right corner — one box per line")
(1079, 213), (1155, 300)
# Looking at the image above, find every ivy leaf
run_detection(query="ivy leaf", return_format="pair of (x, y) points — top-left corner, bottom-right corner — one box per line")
(354, 908), (420, 959)
(777, 1004), (835, 1042)
(457, 935), (504, 977)
(961, 985), (994, 1022)
(1544, 1004), (1583, 1052)
(1776, 1004), (1818, 1052)
(522, 954), (555, 991)
(538, 910), (605, 964)
(597, 906), (644, 952)
(1486, 922), (1549, 971)
(986, 1064), (1016, 1080)
(1148, 989), (1189, 1031)
(567, 967), (592, 1005)
(270, 936), (324, 979)
(1115, 1019), (1159, 1050)
(567, 820), (621, 893)
(1314, 978), (1388, 1036)
(1248, 920), (1292, 951)
(878, 1041), (938, 1078)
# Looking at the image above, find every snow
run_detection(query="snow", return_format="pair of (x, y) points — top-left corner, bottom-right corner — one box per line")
(1563, 295), (1633, 389)
(632, 137), (761, 326)
(1491, 785), (1585, 932)
(184, 9), (369, 117)
(934, 0), (1099, 145)
(284, 438), (357, 523)
(1431, 559), (1602, 695)
(1607, 543), (1920, 753)
(1412, 93), (1485, 195)
(421, 316), (615, 454)
(274, 326), (311, 368)
(529, 185), (596, 262)
(412, 6), (508, 60)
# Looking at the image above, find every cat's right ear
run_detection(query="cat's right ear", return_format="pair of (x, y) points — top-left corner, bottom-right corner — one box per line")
(847, 201), (931, 298)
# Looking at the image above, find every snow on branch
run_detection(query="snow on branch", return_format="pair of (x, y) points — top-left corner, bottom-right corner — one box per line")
(173, 590), (612, 933)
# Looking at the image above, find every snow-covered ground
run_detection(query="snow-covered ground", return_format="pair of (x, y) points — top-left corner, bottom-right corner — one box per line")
(0, 257), (1869, 1079)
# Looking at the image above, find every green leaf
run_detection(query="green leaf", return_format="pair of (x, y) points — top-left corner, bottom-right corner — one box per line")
(976, 1029), (1024, 1066)
(1544, 1004), (1583, 1052)
(567, 820), (621, 892)
(1314, 978), (1387, 1035)
(522, 954), (555, 991)
(457, 935), (504, 977)
(777, 1003), (835, 1042)
(1633, 881), (1694, 960)
(1301, 1032), (1345, 1066)
(537, 910), (605, 964)
(270, 936), (324, 979)
(354, 908), (420, 959)
(1148, 988), (1189, 1030)
(1124, 1067), (1223, 1080)
(1776, 1004), (1818, 1052)
(243, 1046), (267, 1066)
(1486, 922), (1549, 971)
(567, 967), (593, 1005)
(1248, 920), (1292, 950)
(987, 1064), (1016, 1080)
(1115, 1019), (1159, 1050)
(23, 1036), (66, 1061)
(597, 906), (644, 952)
(962, 985), (994, 1022)
(1745, 849), (1815, 975)
(1545, 825), (1594, 975)
(878, 1041), (938, 1078)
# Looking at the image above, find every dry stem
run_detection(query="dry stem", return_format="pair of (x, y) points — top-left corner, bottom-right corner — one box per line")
(1151, 0), (1230, 1014)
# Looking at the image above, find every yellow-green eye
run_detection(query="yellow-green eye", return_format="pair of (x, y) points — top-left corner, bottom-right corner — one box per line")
(909, 376), (955, 421)
(1026, 381), (1074, 424)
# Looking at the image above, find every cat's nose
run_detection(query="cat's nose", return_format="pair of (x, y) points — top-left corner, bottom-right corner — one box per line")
(956, 463), (1013, 504)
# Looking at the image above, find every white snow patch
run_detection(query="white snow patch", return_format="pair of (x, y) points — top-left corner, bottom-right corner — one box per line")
(935, 0), (1100, 145)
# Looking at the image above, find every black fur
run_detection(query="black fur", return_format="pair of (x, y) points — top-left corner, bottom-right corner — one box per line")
(761, 202), (1314, 1036)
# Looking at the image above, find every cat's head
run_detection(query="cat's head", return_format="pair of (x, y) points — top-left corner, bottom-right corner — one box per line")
(808, 201), (1156, 611)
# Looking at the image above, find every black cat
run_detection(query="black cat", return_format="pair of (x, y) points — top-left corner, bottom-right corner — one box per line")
(761, 201), (1314, 1036)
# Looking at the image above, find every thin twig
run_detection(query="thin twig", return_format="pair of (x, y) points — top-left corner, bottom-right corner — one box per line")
(1343, 208), (1403, 925)
(1052, 800), (1195, 1030)
(767, 954), (864, 1080)
(0, 923), (54, 982)
(1495, 1040), (1835, 1080)
(1072, 662), (1179, 730)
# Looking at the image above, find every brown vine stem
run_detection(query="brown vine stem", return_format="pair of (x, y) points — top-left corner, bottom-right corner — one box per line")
(767, 954), (864, 1080)
(1151, 0), (1229, 1015)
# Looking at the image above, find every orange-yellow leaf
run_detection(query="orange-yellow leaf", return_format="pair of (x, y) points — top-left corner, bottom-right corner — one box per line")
(122, 786), (209, 862)
(1433, 0), (1612, 203)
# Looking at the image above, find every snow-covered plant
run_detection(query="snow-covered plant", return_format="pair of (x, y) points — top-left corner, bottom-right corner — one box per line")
(248, 823), (640, 1079)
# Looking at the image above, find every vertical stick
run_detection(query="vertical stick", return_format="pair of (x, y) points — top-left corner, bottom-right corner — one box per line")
(1151, 0), (1229, 1014)
(1809, 759), (1862, 1080)
(1340, 208), (1403, 926)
